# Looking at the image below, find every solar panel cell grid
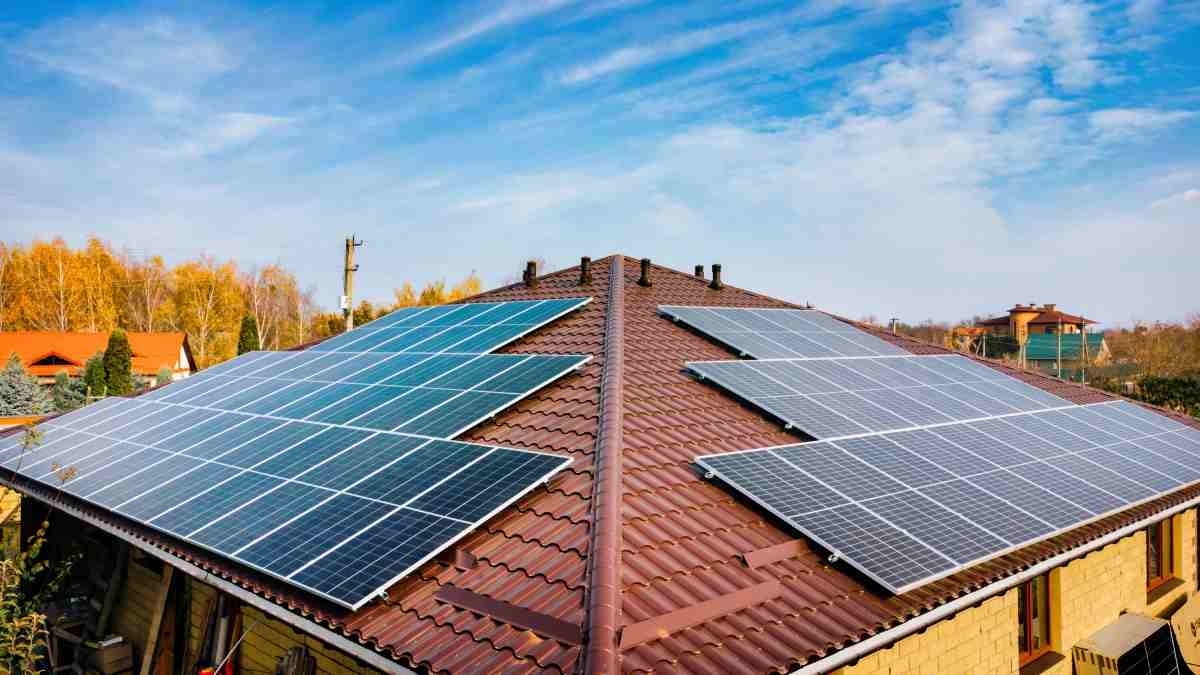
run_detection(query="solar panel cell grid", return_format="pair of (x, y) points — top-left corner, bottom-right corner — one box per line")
(3, 297), (588, 609)
(660, 305), (906, 358)
(696, 402), (1194, 593)
(688, 354), (1074, 440)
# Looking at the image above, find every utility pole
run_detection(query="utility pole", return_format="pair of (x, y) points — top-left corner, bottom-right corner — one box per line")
(889, 318), (899, 335)
(1056, 318), (1063, 380)
(1079, 323), (1088, 386)
(342, 235), (364, 332)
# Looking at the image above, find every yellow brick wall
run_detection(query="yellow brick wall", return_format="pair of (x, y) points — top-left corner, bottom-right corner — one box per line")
(106, 564), (383, 674)
(835, 508), (1197, 675)
(836, 592), (1019, 675)
(237, 605), (384, 675)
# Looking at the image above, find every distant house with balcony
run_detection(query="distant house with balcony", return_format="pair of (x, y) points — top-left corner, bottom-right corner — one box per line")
(973, 303), (1109, 376)
(0, 331), (195, 385)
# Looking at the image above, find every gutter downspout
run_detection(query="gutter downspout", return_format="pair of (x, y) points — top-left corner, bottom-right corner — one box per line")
(12, 487), (416, 675)
(792, 494), (1200, 675)
(584, 255), (625, 674)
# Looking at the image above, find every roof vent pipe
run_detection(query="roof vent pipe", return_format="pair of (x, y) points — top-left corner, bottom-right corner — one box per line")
(580, 257), (593, 285)
(709, 264), (723, 290)
(524, 260), (538, 287)
(637, 258), (652, 286)
(694, 264), (705, 279)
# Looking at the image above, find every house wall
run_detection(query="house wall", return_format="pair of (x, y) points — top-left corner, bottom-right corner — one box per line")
(237, 605), (384, 675)
(104, 559), (386, 673)
(109, 554), (166, 667)
(834, 508), (1197, 675)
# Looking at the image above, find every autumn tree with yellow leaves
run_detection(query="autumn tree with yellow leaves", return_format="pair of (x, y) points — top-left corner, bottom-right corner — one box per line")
(0, 238), (487, 367)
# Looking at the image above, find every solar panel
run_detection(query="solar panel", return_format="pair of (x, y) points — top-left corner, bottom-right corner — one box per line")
(1, 297), (591, 609)
(659, 305), (906, 358)
(689, 355), (1074, 438)
(696, 400), (1198, 593)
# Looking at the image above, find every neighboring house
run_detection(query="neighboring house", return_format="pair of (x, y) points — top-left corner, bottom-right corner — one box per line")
(977, 303), (1097, 339)
(0, 331), (195, 384)
(2, 257), (1199, 675)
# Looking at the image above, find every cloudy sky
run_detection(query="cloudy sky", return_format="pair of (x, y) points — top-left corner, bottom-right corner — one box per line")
(2, 0), (1198, 326)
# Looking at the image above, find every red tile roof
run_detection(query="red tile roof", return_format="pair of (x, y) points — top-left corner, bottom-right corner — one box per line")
(978, 308), (1096, 327)
(2, 256), (1197, 675)
(0, 331), (194, 377)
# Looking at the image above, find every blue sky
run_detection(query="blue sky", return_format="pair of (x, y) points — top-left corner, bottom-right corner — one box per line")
(2, 0), (1198, 326)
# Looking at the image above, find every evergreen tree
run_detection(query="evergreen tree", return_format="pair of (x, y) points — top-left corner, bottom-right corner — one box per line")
(83, 352), (106, 399)
(156, 366), (174, 388)
(237, 315), (260, 354)
(0, 354), (53, 416)
(51, 371), (86, 412)
(103, 329), (134, 396)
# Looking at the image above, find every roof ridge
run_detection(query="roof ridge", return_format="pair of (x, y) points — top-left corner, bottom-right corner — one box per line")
(584, 255), (624, 674)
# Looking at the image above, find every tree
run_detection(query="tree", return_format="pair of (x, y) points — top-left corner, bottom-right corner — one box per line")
(102, 329), (134, 396)
(83, 352), (106, 399)
(173, 258), (243, 368)
(237, 315), (260, 355)
(1, 428), (79, 671)
(124, 255), (173, 332)
(76, 236), (124, 332)
(156, 366), (174, 388)
(0, 355), (53, 416)
(0, 243), (12, 331)
(352, 299), (379, 327)
(51, 372), (85, 412)
(447, 272), (482, 302)
(393, 283), (417, 308)
(418, 280), (447, 306)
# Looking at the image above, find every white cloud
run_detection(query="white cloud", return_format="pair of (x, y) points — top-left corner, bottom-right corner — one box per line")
(373, 0), (578, 72)
(1089, 108), (1196, 140)
(165, 113), (292, 158)
(559, 16), (772, 84)
(1151, 188), (1200, 208)
(1, 0), (1196, 323)
(13, 15), (235, 112)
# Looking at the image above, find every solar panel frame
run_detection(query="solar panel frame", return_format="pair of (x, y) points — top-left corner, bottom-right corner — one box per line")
(659, 305), (907, 359)
(696, 401), (1200, 594)
(688, 355), (1075, 439)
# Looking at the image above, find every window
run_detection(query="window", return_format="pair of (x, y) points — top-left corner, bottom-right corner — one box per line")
(1018, 574), (1051, 665)
(1146, 519), (1175, 591)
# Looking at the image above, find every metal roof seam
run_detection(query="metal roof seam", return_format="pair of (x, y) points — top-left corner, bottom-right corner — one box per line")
(583, 255), (626, 674)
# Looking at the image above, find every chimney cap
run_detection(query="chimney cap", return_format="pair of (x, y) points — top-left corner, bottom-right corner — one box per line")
(579, 256), (593, 285)
(638, 258), (652, 287)
(709, 263), (723, 290)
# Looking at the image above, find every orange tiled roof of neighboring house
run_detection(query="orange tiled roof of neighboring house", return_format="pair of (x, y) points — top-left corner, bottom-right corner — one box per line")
(0, 331), (194, 378)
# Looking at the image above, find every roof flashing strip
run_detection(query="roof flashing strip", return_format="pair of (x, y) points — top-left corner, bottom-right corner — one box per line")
(584, 256), (625, 674)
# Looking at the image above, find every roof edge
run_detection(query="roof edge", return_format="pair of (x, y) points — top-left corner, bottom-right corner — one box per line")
(790, 491), (1200, 674)
(583, 255), (625, 675)
(7, 483), (416, 675)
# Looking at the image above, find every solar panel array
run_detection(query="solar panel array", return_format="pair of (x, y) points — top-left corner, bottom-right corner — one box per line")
(141, 349), (587, 438)
(688, 355), (1073, 438)
(660, 305), (908, 358)
(1, 298), (590, 609)
(697, 400), (1200, 593)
